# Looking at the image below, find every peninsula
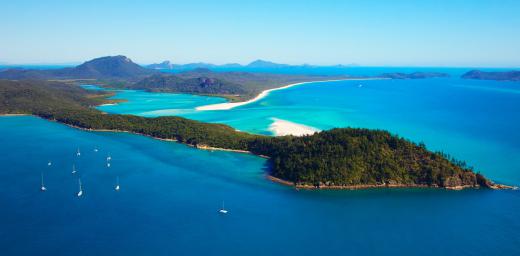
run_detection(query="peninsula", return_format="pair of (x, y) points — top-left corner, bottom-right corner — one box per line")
(0, 79), (507, 190)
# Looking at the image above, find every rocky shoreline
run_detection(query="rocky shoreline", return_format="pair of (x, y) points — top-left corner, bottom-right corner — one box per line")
(267, 175), (517, 191)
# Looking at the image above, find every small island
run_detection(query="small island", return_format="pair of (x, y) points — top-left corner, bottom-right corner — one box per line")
(380, 72), (450, 79)
(461, 70), (520, 81)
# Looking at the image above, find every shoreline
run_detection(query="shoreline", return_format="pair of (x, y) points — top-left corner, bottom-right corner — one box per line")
(196, 78), (385, 111)
(50, 118), (260, 156)
(266, 175), (517, 191)
(0, 113), (30, 117)
(3, 115), (515, 191)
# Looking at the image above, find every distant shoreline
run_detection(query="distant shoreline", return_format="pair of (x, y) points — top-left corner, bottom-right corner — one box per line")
(0, 114), (29, 117)
(196, 78), (385, 111)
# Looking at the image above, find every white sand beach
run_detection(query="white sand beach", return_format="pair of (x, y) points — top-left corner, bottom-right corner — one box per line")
(195, 78), (379, 111)
(268, 118), (319, 136)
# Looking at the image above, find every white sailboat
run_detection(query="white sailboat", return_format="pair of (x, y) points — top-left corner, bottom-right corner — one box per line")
(76, 148), (81, 157)
(93, 148), (99, 152)
(40, 172), (47, 191)
(219, 201), (228, 214)
(115, 176), (120, 191)
(72, 164), (77, 174)
(77, 178), (83, 197)
(107, 162), (111, 168)
(47, 161), (52, 166)
(106, 155), (112, 161)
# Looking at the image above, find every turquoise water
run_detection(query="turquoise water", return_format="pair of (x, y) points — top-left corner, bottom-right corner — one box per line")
(1, 116), (520, 255)
(2, 74), (520, 255)
(97, 77), (520, 186)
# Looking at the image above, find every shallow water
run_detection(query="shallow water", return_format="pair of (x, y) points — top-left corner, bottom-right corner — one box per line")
(97, 77), (520, 185)
(2, 71), (520, 255)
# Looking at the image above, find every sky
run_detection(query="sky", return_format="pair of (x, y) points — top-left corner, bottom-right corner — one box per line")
(1, 0), (519, 67)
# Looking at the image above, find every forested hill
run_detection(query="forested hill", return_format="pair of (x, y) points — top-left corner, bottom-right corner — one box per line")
(129, 69), (348, 101)
(131, 74), (248, 95)
(381, 72), (449, 79)
(0, 56), (156, 80)
(461, 70), (520, 81)
(0, 79), (500, 190)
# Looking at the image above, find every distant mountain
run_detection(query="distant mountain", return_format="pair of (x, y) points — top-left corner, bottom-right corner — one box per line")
(380, 72), (449, 79)
(146, 61), (244, 70)
(220, 63), (242, 68)
(68, 55), (155, 78)
(144, 59), (361, 71)
(0, 55), (155, 80)
(461, 70), (520, 81)
(246, 59), (289, 68)
(147, 61), (175, 70)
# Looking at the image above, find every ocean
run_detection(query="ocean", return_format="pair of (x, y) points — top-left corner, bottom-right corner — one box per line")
(1, 67), (520, 255)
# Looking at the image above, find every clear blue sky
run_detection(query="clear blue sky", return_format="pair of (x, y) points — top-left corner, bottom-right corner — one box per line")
(1, 0), (519, 67)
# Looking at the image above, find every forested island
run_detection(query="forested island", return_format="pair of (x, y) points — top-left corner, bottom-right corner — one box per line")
(380, 72), (449, 79)
(461, 70), (520, 81)
(129, 69), (343, 101)
(0, 79), (509, 190)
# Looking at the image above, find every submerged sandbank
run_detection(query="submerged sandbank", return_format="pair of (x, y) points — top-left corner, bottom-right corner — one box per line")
(268, 118), (319, 136)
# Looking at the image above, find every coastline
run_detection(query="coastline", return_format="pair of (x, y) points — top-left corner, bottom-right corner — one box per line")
(0, 114), (30, 117)
(3, 115), (515, 191)
(45, 117), (260, 156)
(196, 78), (384, 111)
(266, 175), (517, 191)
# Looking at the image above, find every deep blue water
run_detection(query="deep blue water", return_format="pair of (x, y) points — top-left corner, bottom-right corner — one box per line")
(1, 116), (520, 256)
(2, 66), (520, 255)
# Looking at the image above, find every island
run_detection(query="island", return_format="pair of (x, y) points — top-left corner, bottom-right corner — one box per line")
(380, 72), (450, 79)
(461, 70), (520, 81)
(0, 79), (510, 190)
(0, 56), (354, 102)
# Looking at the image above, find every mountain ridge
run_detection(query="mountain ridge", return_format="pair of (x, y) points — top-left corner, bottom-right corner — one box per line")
(0, 55), (155, 80)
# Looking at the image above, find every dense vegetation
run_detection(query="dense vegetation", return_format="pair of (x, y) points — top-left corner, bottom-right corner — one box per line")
(130, 68), (348, 101)
(248, 130), (488, 188)
(462, 70), (520, 81)
(0, 79), (493, 189)
(133, 74), (248, 95)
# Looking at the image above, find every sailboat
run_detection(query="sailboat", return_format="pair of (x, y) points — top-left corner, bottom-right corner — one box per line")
(115, 176), (120, 191)
(76, 148), (81, 157)
(106, 155), (112, 161)
(72, 164), (77, 174)
(40, 172), (47, 191)
(47, 161), (52, 166)
(218, 201), (228, 214)
(77, 178), (83, 197)
(93, 148), (99, 152)
(107, 161), (111, 168)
